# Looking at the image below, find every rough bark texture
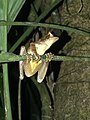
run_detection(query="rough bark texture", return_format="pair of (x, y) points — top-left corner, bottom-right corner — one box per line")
(54, 0), (90, 119)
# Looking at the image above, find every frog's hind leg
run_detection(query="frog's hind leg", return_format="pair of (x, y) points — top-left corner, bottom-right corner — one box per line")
(19, 46), (26, 80)
(37, 61), (49, 83)
(37, 53), (54, 83)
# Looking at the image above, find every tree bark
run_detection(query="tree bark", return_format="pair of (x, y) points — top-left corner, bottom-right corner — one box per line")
(54, 0), (90, 119)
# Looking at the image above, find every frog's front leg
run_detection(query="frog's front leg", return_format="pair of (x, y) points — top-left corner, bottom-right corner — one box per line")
(19, 46), (27, 80)
(23, 42), (43, 78)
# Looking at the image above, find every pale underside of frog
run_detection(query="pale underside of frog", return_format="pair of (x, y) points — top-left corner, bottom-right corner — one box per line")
(19, 32), (59, 83)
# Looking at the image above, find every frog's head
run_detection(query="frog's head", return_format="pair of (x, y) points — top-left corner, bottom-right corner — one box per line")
(35, 32), (59, 55)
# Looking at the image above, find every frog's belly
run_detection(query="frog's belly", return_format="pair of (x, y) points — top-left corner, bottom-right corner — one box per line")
(24, 60), (42, 77)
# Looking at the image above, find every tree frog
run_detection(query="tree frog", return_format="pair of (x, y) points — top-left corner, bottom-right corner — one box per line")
(19, 32), (59, 83)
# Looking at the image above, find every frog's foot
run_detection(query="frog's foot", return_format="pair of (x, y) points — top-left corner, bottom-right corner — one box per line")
(32, 52), (41, 63)
(45, 52), (54, 62)
(26, 53), (32, 62)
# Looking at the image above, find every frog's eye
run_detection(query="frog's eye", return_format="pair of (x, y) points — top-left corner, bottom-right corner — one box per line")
(45, 32), (54, 39)
(48, 32), (53, 37)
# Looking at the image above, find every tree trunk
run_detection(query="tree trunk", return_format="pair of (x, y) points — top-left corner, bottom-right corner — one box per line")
(54, 0), (90, 119)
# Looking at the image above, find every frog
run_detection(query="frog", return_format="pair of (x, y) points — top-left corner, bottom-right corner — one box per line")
(19, 32), (59, 83)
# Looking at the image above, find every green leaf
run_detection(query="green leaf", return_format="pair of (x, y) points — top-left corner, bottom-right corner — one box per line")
(8, 0), (26, 31)
(0, 0), (26, 119)
(8, 0), (25, 21)
(0, 0), (6, 51)
(0, 0), (13, 119)
(0, 72), (3, 92)
(0, 0), (26, 50)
